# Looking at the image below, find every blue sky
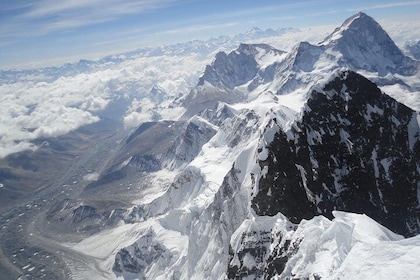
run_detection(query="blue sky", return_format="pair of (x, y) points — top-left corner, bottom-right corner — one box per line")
(0, 0), (419, 70)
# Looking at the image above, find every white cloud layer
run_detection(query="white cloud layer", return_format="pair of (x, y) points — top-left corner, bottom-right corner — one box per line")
(0, 50), (211, 158)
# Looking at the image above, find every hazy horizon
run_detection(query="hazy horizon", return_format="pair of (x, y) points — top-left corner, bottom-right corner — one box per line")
(1, 0), (420, 70)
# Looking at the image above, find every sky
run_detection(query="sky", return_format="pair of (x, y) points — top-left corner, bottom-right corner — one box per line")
(0, 0), (420, 70)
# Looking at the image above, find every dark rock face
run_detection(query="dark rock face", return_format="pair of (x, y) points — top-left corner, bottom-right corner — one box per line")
(44, 199), (106, 234)
(71, 205), (101, 224)
(252, 129), (317, 223)
(252, 71), (419, 237)
(227, 228), (300, 279)
(113, 229), (172, 277)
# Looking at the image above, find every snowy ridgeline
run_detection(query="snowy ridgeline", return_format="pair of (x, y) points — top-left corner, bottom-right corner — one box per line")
(228, 211), (420, 280)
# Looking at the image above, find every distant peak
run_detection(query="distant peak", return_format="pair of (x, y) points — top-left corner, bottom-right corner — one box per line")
(247, 27), (263, 33)
(353, 11), (368, 18)
(317, 12), (414, 75)
(149, 85), (165, 94)
(342, 11), (369, 22)
(342, 11), (377, 28)
(238, 43), (273, 53)
(318, 12), (385, 46)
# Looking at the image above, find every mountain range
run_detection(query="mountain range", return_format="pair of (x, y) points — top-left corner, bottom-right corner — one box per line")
(0, 12), (419, 280)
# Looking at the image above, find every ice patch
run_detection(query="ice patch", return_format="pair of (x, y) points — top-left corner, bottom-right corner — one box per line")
(295, 164), (315, 202)
(83, 172), (99, 182)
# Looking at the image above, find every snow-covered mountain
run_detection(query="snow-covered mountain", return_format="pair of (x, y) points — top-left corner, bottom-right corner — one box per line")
(1, 12), (419, 280)
(57, 12), (420, 280)
(182, 43), (286, 117)
(318, 12), (418, 76)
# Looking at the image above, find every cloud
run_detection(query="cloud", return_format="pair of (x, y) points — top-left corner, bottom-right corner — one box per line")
(191, 1), (325, 23)
(0, 141), (36, 159)
(0, 0), (185, 39)
(378, 18), (420, 48)
(0, 48), (210, 158)
(348, 1), (420, 11)
(0, 70), (112, 158)
(155, 22), (239, 35)
(21, 0), (181, 21)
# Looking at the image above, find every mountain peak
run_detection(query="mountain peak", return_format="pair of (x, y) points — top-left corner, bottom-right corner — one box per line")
(342, 11), (383, 32)
(319, 12), (384, 46)
(318, 12), (417, 75)
(246, 27), (263, 34)
(343, 11), (371, 26)
(197, 43), (285, 90)
(237, 43), (281, 56)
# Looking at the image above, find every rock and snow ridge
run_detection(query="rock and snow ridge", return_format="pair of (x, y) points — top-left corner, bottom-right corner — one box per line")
(55, 12), (420, 279)
(228, 211), (420, 280)
(252, 70), (419, 237)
